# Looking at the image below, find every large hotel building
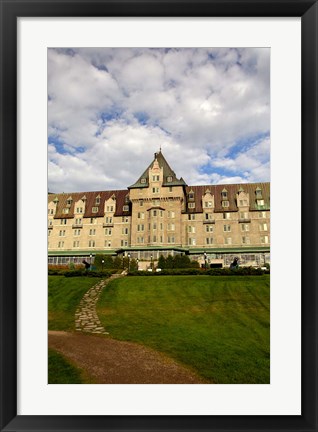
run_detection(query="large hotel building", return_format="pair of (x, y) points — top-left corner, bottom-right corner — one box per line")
(48, 151), (270, 268)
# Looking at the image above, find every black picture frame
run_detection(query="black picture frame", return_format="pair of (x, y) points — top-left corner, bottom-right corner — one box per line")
(0, 1), (317, 431)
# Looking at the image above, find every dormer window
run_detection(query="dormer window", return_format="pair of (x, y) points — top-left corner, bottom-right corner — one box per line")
(92, 207), (99, 213)
(222, 200), (229, 208)
(188, 202), (195, 209)
(255, 188), (262, 198)
(221, 189), (228, 199)
(125, 195), (130, 204)
(152, 175), (160, 181)
(95, 195), (101, 205)
(167, 176), (173, 183)
(53, 197), (59, 204)
(140, 178), (146, 184)
(188, 191), (194, 200)
(62, 208), (69, 214)
(123, 205), (129, 212)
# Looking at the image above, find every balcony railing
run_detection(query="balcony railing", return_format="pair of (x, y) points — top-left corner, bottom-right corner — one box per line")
(238, 218), (251, 223)
(72, 224), (83, 229)
(203, 219), (215, 224)
(103, 222), (114, 227)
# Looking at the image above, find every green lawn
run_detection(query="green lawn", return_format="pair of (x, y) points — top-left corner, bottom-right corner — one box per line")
(96, 275), (270, 384)
(48, 348), (86, 384)
(48, 276), (101, 330)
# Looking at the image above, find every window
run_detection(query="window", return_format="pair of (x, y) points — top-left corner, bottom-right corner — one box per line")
(105, 216), (113, 224)
(139, 200), (144, 206)
(223, 225), (231, 232)
(95, 197), (100, 205)
(48, 230), (51, 236)
(88, 240), (95, 247)
(206, 225), (213, 232)
(152, 187), (159, 194)
(222, 200), (229, 207)
(168, 236), (175, 244)
(169, 186), (173, 192)
(152, 199), (160, 206)
(120, 240), (128, 247)
(153, 235), (157, 243)
(137, 224), (144, 232)
(160, 223), (163, 230)
(205, 213), (213, 220)
(138, 212), (144, 219)
(259, 223), (268, 231)
(105, 240), (112, 247)
(256, 188), (262, 198)
(160, 236), (163, 243)
(206, 238), (213, 245)
(188, 226), (196, 233)
(153, 223), (157, 230)
(160, 210), (163, 217)
(89, 229), (96, 236)
(242, 236), (250, 244)
(137, 237), (144, 244)
(188, 203), (195, 209)
(58, 241), (64, 248)
(240, 212), (249, 219)
(188, 238), (196, 246)
(239, 200), (248, 206)
(188, 214), (195, 220)
(62, 208), (69, 214)
(167, 176), (173, 182)
(123, 205), (129, 211)
(168, 223), (175, 231)
(188, 192), (194, 200)
(74, 229), (81, 236)
(261, 236), (269, 244)
(259, 211), (266, 218)
(122, 216), (129, 223)
(204, 201), (213, 208)
(73, 241), (80, 248)
(153, 210), (157, 217)
(105, 228), (112, 235)
(59, 230), (65, 236)
(48, 220), (53, 226)
(75, 218), (82, 225)
(66, 198), (72, 205)
(241, 224), (250, 232)
(152, 175), (160, 181)
(122, 227), (129, 235)
(224, 237), (232, 245)
(223, 213), (230, 220)
(140, 178), (146, 184)
(90, 218), (97, 224)
(106, 205), (114, 212)
(168, 211), (175, 218)
(221, 190), (228, 199)
(76, 207), (83, 213)
(257, 199), (265, 207)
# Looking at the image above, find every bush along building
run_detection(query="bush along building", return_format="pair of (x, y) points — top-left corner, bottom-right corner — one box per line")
(48, 151), (270, 269)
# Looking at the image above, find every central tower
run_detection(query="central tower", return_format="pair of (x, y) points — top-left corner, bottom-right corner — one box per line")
(128, 151), (187, 248)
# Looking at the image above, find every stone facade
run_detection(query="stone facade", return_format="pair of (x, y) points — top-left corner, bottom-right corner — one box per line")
(48, 151), (270, 268)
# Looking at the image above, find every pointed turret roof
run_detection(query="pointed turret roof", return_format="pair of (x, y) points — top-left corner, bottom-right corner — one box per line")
(128, 150), (187, 189)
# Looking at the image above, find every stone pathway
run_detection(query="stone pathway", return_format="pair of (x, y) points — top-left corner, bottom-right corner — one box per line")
(75, 273), (124, 335)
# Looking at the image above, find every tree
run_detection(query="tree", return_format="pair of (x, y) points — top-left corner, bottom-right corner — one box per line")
(158, 255), (166, 269)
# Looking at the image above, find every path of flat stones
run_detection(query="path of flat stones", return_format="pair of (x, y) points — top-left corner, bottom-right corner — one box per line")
(75, 273), (124, 335)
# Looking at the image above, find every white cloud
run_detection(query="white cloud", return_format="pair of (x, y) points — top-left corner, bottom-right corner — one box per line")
(48, 48), (270, 192)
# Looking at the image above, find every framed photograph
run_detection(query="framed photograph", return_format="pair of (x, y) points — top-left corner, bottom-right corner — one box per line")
(1, 1), (317, 431)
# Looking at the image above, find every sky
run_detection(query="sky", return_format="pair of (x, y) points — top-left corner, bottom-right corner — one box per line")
(48, 47), (270, 193)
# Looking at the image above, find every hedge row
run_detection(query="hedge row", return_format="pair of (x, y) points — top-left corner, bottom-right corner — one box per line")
(48, 269), (115, 278)
(128, 267), (269, 276)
